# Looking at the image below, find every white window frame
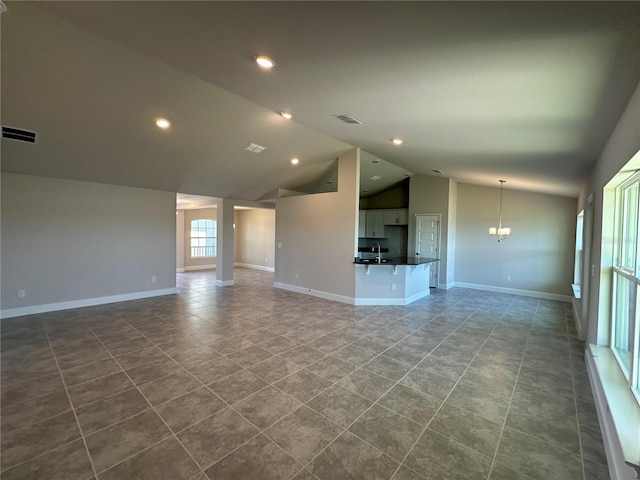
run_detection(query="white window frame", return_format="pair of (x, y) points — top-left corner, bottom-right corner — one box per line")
(611, 172), (640, 403)
(190, 218), (217, 258)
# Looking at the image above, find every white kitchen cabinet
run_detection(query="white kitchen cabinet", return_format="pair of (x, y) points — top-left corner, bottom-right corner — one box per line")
(383, 209), (408, 225)
(365, 211), (386, 238)
(358, 210), (366, 237)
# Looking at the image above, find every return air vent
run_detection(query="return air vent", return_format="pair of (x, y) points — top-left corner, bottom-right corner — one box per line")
(2, 126), (37, 143)
(244, 142), (266, 154)
(333, 114), (362, 125)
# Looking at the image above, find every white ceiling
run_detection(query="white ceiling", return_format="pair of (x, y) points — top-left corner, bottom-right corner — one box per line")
(2, 2), (639, 200)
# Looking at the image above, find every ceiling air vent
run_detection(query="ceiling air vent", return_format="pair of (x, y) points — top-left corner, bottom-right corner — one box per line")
(2, 126), (37, 143)
(244, 142), (266, 154)
(333, 114), (362, 125)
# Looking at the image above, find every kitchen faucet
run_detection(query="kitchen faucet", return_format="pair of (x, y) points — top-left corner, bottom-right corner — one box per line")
(371, 243), (382, 264)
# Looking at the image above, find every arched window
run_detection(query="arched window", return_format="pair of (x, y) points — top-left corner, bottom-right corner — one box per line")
(190, 219), (216, 257)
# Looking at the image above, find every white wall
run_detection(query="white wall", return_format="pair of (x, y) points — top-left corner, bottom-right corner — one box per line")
(275, 149), (359, 301)
(1, 173), (176, 317)
(235, 208), (276, 270)
(454, 183), (576, 298)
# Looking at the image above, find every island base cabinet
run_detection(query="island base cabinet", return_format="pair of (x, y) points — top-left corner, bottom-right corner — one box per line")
(354, 263), (431, 305)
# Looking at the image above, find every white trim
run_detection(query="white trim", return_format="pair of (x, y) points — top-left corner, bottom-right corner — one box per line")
(273, 282), (355, 305)
(215, 279), (234, 287)
(183, 264), (216, 271)
(354, 289), (430, 306)
(572, 296), (586, 340)
(234, 262), (275, 273)
(273, 282), (431, 306)
(438, 282), (454, 290)
(453, 282), (571, 302)
(586, 344), (640, 479)
(0, 288), (178, 320)
(176, 267), (185, 273)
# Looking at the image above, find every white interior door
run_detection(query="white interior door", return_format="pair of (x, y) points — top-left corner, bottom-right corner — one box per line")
(415, 214), (441, 288)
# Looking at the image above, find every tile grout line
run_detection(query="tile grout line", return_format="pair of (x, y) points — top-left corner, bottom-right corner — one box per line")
(485, 298), (537, 479)
(388, 294), (521, 480)
(288, 294), (508, 479)
(565, 306), (588, 480)
(110, 317), (313, 478)
(87, 318), (213, 479)
(42, 325), (100, 480)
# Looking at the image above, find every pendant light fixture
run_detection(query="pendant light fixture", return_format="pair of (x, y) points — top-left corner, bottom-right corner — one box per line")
(489, 180), (511, 242)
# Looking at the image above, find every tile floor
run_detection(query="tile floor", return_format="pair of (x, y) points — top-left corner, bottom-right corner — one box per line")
(1, 268), (610, 480)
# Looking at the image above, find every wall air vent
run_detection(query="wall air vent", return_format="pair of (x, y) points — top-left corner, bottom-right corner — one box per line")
(244, 142), (266, 154)
(333, 114), (362, 125)
(2, 126), (37, 143)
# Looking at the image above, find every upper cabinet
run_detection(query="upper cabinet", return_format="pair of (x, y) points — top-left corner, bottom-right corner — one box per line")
(365, 211), (386, 238)
(383, 209), (408, 225)
(359, 208), (408, 237)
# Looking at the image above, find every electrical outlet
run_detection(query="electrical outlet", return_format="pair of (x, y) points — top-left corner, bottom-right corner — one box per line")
(391, 283), (397, 291)
(151, 276), (157, 283)
(17, 289), (26, 298)
(265, 258), (268, 264)
(506, 275), (512, 282)
(295, 273), (300, 280)
(277, 242), (282, 249)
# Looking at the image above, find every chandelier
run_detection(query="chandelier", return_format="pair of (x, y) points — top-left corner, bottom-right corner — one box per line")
(489, 180), (511, 242)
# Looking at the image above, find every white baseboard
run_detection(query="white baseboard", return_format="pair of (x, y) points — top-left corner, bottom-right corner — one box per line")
(0, 288), (178, 320)
(215, 279), (235, 287)
(273, 282), (431, 306)
(176, 267), (185, 273)
(182, 264), (216, 272)
(438, 282), (455, 290)
(354, 289), (430, 306)
(234, 262), (275, 273)
(586, 344), (639, 479)
(453, 282), (571, 302)
(273, 282), (355, 305)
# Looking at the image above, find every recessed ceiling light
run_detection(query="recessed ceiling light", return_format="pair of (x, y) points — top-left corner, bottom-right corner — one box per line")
(370, 175), (381, 181)
(392, 138), (404, 145)
(254, 55), (276, 69)
(155, 118), (170, 129)
(372, 159), (380, 164)
(291, 158), (299, 165)
(280, 112), (292, 120)
(325, 180), (334, 184)
(432, 169), (444, 175)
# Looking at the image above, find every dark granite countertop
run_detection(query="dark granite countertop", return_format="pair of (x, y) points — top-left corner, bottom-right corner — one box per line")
(353, 257), (440, 266)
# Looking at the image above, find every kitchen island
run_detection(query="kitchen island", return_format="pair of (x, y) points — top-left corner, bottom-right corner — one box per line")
(353, 257), (439, 305)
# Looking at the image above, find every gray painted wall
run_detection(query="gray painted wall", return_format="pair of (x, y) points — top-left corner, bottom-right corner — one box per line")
(275, 149), (359, 299)
(455, 183), (576, 296)
(579, 81), (640, 345)
(408, 175), (452, 287)
(235, 208), (275, 269)
(1, 173), (176, 311)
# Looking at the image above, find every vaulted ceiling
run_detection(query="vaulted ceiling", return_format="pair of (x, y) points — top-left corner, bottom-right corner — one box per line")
(2, 1), (639, 201)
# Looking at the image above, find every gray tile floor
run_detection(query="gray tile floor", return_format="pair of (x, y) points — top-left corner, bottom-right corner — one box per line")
(1, 268), (610, 480)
